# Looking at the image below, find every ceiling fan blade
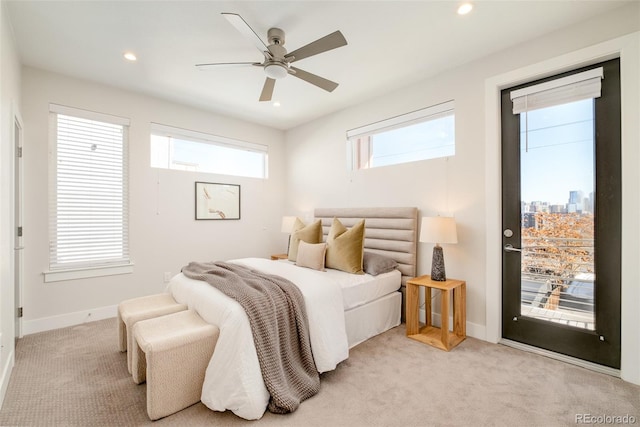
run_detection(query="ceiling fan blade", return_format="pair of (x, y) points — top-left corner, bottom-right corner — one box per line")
(196, 62), (261, 70)
(289, 67), (339, 92)
(259, 78), (276, 102)
(222, 13), (270, 54)
(285, 31), (347, 63)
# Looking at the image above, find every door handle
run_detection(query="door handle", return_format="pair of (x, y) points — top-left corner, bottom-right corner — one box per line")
(504, 244), (522, 253)
(14, 246), (24, 250)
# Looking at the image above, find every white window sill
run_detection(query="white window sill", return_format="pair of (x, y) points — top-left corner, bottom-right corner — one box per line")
(44, 263), (134, 283)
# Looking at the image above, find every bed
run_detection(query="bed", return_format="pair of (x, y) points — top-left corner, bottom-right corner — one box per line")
(167, 207), (418, 420)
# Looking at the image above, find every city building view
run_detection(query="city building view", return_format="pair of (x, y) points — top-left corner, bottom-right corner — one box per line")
(520, 190), (595, 329)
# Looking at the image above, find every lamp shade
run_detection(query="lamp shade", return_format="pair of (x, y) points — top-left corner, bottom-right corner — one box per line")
(281, 216), (297, 233)
(419, 216), (458, 244)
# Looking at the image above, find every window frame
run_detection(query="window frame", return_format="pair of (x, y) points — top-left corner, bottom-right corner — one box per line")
(44, 104), (133, 283)
(347, 100), (455, 170)
(150, 123), (269, 179)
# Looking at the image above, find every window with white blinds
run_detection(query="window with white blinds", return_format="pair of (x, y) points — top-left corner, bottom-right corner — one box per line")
(47, 104), (131, 279)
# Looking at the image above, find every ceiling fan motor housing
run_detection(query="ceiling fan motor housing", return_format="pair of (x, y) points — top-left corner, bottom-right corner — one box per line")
(264, 28), (289, 79)
(267, 28), (286, 46)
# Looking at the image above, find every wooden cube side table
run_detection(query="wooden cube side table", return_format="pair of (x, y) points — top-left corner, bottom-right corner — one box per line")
(270, 253), (288, 260)
(406, 275), (466, 351)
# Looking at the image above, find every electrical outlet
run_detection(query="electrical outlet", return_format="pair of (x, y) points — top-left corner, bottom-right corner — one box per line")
(163, 272), (172, 283)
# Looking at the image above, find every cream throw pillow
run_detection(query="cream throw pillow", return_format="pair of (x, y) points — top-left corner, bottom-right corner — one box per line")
(296, 241), (327, 271)
(325, 218), (365, 274)
(288, 218), (323, 262)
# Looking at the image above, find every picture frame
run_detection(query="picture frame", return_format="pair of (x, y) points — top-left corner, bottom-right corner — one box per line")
(195, 182), (241, 220)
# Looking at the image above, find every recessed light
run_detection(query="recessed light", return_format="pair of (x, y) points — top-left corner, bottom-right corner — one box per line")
(457, 3), (473, 15)
(273, 101), (281, 107)
(123, 52), (137, 61)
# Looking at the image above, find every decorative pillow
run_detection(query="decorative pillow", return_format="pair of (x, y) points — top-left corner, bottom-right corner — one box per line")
(288, 218), (323, 262)
(363, 251), (398, 276)
(325, 218), (365, 274)
(295, 241), (327, 271)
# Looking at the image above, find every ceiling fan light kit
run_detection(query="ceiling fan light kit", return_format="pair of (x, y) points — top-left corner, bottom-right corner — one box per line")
(196, 12), (347, 102)
(264, 63), (288, 80)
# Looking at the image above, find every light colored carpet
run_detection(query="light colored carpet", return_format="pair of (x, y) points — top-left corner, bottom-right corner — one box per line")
(0, 317), (638, 426)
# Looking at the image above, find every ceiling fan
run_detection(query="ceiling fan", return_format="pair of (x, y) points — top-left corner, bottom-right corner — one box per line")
(196, 13), (347, 102)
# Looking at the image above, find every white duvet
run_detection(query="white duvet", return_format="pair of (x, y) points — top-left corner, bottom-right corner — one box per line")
(166, 257), (349, 420)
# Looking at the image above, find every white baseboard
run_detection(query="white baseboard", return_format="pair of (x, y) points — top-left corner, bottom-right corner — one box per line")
(419, 308), (486, 340)
(0, 347), (15, 409)
(22, 305), (118, 336)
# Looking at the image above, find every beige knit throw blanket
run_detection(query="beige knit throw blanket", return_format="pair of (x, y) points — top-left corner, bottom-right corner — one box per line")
(181, 261), (320, 414)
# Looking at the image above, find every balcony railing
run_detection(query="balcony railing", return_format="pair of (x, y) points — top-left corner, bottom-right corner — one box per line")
(519, 237), (595, 330)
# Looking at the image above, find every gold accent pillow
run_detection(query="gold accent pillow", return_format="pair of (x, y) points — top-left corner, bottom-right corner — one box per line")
(325, 218), (365, 274)
(296, 241), (327, 271)
(288, 218), (323, 262)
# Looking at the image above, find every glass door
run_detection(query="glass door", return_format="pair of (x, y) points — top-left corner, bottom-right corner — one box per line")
(501, 59), (621, 368)
(518, 98), (596, 329)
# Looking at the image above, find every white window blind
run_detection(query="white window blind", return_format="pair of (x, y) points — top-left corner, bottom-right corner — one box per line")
(511, 67), (603, 114)
(347, 100), (454, 140)
(49, 104), (130, 271)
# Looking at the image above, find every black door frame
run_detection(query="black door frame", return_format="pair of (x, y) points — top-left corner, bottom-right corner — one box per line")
(501, 58), (621, 368)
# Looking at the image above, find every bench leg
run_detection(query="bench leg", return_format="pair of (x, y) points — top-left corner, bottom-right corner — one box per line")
(131, 340), (147, 385)
(117, 310), (127, 353)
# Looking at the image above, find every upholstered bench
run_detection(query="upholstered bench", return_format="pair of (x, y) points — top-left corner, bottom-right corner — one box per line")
(131, 309), (220, 421)
(117, 293), (187, 373)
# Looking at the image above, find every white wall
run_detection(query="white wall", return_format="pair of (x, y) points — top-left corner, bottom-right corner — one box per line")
(20, 67), (287, 333)
(285, 3), (640, 383)
(0, 0), (22, 404)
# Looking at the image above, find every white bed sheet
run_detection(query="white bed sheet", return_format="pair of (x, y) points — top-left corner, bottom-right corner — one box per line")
(166, 257), (349, 420)
(275, 260), (401, 310)
(345, 291), (401, 348)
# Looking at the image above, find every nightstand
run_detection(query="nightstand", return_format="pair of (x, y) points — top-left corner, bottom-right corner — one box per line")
(270, 253), (288, 260)
(406, 275), (466, 351)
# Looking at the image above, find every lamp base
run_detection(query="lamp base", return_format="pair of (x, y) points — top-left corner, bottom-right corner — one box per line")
(431, 245), (446, 281)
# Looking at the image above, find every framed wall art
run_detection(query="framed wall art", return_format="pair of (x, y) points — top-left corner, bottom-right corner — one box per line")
(195, 182), (241, 220)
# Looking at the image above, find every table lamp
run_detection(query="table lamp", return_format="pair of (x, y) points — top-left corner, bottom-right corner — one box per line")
(281, 216), (297, 253)
(419, 216), (458, 281)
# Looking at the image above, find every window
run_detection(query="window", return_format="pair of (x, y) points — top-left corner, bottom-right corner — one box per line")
(150, 123), (268, 179)
(347, 100), (455, 170)
(46, 104), (131, 282)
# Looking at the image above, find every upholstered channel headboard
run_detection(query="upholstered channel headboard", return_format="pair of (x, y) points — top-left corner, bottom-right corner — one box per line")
(314, 207), (419, 287)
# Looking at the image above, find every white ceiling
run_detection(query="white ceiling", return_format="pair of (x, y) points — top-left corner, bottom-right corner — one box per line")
(5, 0), (630, 130)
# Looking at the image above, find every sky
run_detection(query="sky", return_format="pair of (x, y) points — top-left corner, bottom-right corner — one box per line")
(520, 98), (594, 205)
